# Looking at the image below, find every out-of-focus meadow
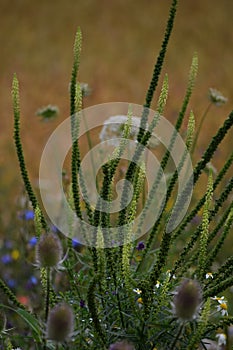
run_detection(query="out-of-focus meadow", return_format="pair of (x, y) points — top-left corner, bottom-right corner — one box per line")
(0, 0), (232, 229)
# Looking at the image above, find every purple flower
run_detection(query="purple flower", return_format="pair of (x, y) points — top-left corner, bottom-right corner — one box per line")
(79, 299), (85, 308)
(51, 225), (59, 233)
(4, 240), (13, 249)
(1, 254), (12, 264)
(136, 241), (145, 251)
(190, 216), (201, 225)
(28, 237), (38, 247)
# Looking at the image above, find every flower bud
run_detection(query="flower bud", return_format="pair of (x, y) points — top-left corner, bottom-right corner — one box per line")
(46, 303), (74, 342)
(173, 279), (202, 321)
(109, 340), (135, 350)
(36, 233), (63, 268)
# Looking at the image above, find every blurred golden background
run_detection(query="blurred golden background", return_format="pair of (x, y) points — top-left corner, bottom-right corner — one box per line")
(0, 0), (232, 227)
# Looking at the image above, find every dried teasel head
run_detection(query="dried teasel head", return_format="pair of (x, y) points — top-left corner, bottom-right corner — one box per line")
(173, 279), (202, 321)
(36, 233), (63, 268)
(46, 303), (74, 342)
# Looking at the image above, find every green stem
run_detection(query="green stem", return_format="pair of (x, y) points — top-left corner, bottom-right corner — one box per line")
(138, 0), (178, 141)
(169, 323), (184, 350)
(82, 110), (99, 193)
(0, 278), (26, 309)
(45, 267), (50, 323)
(12, 75), (48, 231)
(191, 103), (212, 153)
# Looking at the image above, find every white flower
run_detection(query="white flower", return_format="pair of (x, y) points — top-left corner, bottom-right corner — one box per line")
(216, 300), (228, 316)
(211, 296), (225, 301)
(155, 281), (160, 288)
(205, 272), (214, 279)
(133, 288), (142, 295)
(211, 296), (228, 316)
(166, 270), (176, 279)
(99, 115), (159, 149)
(216, 333), (227, 346)
(208, 88), (228, 106)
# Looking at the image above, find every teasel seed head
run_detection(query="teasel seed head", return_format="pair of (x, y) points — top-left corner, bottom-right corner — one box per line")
(46, 303), (74, 342)
(36, 233), (63, 268)
(173, 279), (202, 321)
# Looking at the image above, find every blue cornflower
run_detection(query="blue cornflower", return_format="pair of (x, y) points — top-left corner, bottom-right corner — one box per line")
(28, 237), (38, 247)
(1, 254), (12, 264)
(7, 279), (16, 288)
(20, 210), (34, 221)
(26, 275), (38, 289)
(29, 276), (38, 285)
(136, 241), (145, 251)
(72, 238), (81, 249)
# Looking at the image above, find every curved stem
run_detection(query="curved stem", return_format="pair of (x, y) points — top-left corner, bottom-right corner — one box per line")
(191, 103), (212, 154)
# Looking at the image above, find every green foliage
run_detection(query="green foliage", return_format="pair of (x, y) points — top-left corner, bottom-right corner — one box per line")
(1, 1), (233, 349)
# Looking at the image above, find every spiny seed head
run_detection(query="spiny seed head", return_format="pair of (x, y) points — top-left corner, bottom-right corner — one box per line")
(46, 303), (74, 342)
(0, 310), (6, 332)
(36, 233), (63, 268)
(109, 341), (135, 350)
(173, 279), (202, 321)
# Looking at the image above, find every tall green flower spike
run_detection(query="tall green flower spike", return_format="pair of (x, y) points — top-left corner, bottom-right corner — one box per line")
(71, 42), (83, 221)
(186, 298), (211, 350)
(136, 55), (198, 273)
(205, 208), (233, 272)
(186, 110), (195, 151)
(122, 165), (145, 294)
(70, 27), (82, 117)
(138, 0), (178, 142)
(156, 73), (169, 115)
(6, 338), (13, 350)
(197, 171), (213, 280)
(34, 205), (43, 238)
(12, 75), (48, 231)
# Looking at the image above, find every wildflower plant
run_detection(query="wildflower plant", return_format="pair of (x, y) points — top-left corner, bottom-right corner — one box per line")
(0, 0), (232, 349)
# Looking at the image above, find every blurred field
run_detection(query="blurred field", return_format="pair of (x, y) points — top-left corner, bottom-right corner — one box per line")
(0, 0), (233, 227)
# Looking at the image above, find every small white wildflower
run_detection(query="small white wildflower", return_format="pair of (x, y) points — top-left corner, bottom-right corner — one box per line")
(99, 115), (159, 149)
(155, 281), (160, 288)
(216, 333), (227, 346)
(80, 82), (92, 97)
(167, 270), (176, 279)
(133, 288), (142, 295)
(216, 300), (228, 316)
(36, 104), (59, 120)
(205, 272), (214, 279)
(208, 88), (228, 106)
(211, 296), (225, 301)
